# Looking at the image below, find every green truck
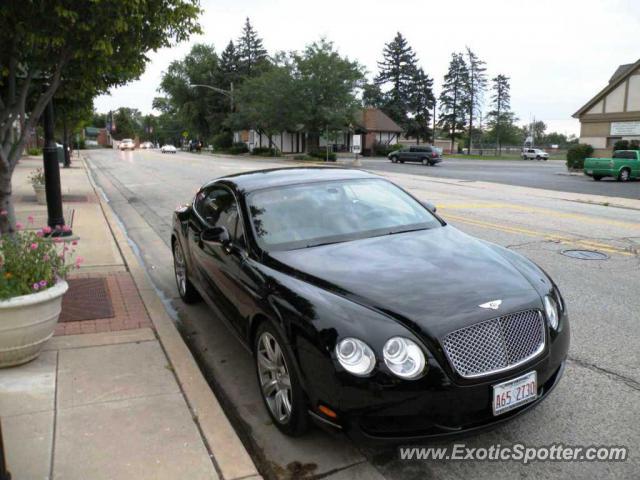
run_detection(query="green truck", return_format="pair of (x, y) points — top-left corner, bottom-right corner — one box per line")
(583, 150), (640, 181)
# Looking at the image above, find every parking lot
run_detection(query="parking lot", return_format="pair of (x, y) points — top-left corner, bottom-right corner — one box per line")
(85, 148), (639, 479)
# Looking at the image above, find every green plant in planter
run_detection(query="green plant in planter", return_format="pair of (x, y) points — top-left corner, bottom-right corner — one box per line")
(28, 168), (46, 187)
(0, 215), (81, 300)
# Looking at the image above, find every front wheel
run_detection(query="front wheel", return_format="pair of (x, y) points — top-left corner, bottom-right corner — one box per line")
(173, 240), (200, 304)
(593, 175), (602, 181)
(390, 156), (397, 163)
(255, 321), (309, 436)
(618, 169), (631, 182)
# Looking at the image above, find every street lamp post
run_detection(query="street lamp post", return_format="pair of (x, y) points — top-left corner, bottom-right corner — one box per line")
(189, 82), (234, 112)
(42, 100), (70, 235)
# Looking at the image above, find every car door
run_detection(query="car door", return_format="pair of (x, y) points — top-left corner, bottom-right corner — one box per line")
(189, 185), (259, 339)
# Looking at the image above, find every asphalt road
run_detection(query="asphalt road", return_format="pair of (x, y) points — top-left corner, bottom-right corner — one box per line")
(355, 156), (640, 200)
(85, 148), (640, 480)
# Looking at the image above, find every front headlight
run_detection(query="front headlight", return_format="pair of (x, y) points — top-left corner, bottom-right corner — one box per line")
(544, 295), (559, 330)
(383, 337), (426, 379)
(335, 338), (376, 376)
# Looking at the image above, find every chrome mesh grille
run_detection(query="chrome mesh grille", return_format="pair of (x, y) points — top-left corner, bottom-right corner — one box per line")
(442, 310), (545, 378)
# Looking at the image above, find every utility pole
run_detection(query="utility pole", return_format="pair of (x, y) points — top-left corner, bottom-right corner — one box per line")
(42, 100), (70, 235)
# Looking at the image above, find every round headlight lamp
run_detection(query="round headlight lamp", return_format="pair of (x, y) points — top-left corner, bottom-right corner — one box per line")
(544, 295), (559, 330)
(335, 338), (376, 376)
(383, 337), (426, 379)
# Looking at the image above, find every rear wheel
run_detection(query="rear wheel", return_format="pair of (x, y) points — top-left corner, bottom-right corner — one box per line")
(173, 240), (200, 304)
(422, 158), (428, 166)
(255, 321), (309, 436)
(618, 168), (631, 182)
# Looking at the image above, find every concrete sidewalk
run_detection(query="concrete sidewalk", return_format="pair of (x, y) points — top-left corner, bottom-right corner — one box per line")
(0, 155), (261, 480)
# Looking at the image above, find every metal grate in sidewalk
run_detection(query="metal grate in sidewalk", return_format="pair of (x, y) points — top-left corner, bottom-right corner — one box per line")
(59, 278), (114, 322)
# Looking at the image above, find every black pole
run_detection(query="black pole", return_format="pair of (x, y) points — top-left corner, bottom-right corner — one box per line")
(42, 100), (70, 234)
(0, 419), (11, 480)
(62, 113), (71, 168)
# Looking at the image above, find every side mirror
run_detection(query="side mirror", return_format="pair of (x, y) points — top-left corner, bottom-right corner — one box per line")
(201, 226), (230, 245)
(422, 201), (437, 213)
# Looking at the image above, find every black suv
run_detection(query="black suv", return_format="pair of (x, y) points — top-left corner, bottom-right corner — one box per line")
(388, 146), (442, 166)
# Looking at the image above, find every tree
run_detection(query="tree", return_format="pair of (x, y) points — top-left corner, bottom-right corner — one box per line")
(438, 53), (469, 152)
(220, 40), (242, 90)
(158, 44), (228, 140)
(464, 47), (487, 153)
(375, 33), (419, 130)
(294, 39), (365, 149)
(362, 83), (385, 108)
(532, 120), (547, 145)
(405, 67), (435, 144)
(236, 18), (269, 77)
(486, 74), (512, 154)
(111, 108), (143, 140)
(0, 0), (201, 233)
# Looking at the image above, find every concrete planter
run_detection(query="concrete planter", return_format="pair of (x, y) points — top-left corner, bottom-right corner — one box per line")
(33, 183), (46, 205)
(0, 280), (68, 368)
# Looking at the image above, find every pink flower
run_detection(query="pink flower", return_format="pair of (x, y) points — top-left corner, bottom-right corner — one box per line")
(43, 254), (50, 261)
(36, 230), (44, 237)
(30, 243), (38, 250)
(43, 226), (52, 234)
(62, 225), (71, 233)
(15, 222), (23, 230)
(63, 245), (69, 252)
(75, 256), (84, 267)
(0, 210), (7, 216)
(32, 283), (40, 291)
(27, 215), (34, 224)
(71, 240), (78, 246)
(53, 238), (62, 243)
(39, 280), (47, 288)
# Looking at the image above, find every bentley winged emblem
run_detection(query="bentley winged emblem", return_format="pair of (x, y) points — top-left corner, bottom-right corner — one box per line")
(479, 299), (502, 310)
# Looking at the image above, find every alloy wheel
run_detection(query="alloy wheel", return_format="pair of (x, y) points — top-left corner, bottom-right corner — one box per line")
(173, 243), (187, 296)
(257, 332), (293, 424)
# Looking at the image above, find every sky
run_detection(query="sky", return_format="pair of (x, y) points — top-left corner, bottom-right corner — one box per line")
(94, 0), (640, 136)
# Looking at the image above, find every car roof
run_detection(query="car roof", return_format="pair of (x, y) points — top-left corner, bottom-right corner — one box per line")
(205, 167), (381, 192)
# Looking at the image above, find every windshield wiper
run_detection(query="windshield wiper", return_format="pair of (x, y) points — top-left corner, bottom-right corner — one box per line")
(387, 226), (432, 236)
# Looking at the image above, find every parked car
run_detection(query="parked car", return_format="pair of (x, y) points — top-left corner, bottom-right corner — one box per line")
(189, 139), (203, 152)
(140, 141), (154, 149)
(521, 148), (548, 160)
(388, 146), (442, 165)
(118, 139), (135, 150)
(171, 167), (569, 440)
(584, 150), (640, 181)
(161, 144), (177, 154)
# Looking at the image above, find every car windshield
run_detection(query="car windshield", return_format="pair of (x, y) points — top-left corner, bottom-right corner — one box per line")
(247, 178), (441, 251)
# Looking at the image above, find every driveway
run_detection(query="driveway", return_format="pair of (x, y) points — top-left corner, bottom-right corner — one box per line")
(84, 148), (639, 479)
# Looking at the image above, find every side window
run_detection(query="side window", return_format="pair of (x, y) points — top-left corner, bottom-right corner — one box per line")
(195, 187), (246, 248)
(409, 146), (416, 152)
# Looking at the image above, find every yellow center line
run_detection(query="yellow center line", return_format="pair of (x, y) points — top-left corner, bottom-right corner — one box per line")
(443, 213), (635, 257)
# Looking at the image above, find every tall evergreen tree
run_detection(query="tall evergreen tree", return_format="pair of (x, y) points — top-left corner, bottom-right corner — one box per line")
(405, 67), (435, 144)
(465, 47), (487, 153)
(236, 17), (268, 77)
(220, 40), (241, 89)
(362, 83), (385, 108)
(438, 52), (469, 152)
(486, 74), (511, 154)
(374, 32), (419, 129)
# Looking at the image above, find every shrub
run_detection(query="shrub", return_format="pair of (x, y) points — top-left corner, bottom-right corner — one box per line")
(212, 131), (233, 150)
(566, 143), (594, 170)
(227, 142), (249, 155)
(613, 139), (629, 151)
(629, 139), (640, 150)
(372, 141), (402, 156)
(0, 217), (80, 300)
(251, 146), (281, 156)
(27, 147), (42, 156)
(307, 149), (336, 161)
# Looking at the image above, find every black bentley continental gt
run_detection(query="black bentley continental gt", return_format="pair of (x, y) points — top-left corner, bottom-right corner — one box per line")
(171, 167), (569, 441)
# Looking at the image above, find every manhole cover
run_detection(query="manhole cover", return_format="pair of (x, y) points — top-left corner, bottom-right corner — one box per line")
(561, 249), (609, 260)
(59, 278), (114, 322)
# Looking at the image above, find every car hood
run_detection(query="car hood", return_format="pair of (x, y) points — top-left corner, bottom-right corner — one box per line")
(267, 226), (544, 340)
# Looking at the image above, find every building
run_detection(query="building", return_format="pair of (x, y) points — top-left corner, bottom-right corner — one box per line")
(234, 107), (401, 155)
(573, 58), (640, 156)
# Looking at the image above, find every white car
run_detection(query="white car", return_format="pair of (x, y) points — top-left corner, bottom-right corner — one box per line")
(161, 144), (177, 154)
(140, 141), (154, 149)
(118, 139), (135, 150)
(521, 148), (549, 160)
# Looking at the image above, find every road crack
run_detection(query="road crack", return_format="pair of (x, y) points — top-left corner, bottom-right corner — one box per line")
(567, 356), (640, 392)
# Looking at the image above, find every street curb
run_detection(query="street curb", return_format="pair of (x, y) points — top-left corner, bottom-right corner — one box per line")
(80, 156), (262, 480)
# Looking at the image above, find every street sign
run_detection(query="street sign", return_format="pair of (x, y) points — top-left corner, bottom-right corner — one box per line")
(351, 134), (362, 154)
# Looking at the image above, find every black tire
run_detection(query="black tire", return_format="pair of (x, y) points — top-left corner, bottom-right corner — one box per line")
(172, 239), (200, 304)
(536, 155), (541, 160)
(254, 321), (309, 436)
(593, 175), (602, 181)
(390, 155), (397, 163)
(618, 168), (631, 182)
(399, 160), (405, 163)
(422, 158), (428, 166)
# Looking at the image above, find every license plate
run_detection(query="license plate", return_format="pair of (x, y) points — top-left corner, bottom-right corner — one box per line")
(586, 170), (593, 174)
(492, 371), (537, 416)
